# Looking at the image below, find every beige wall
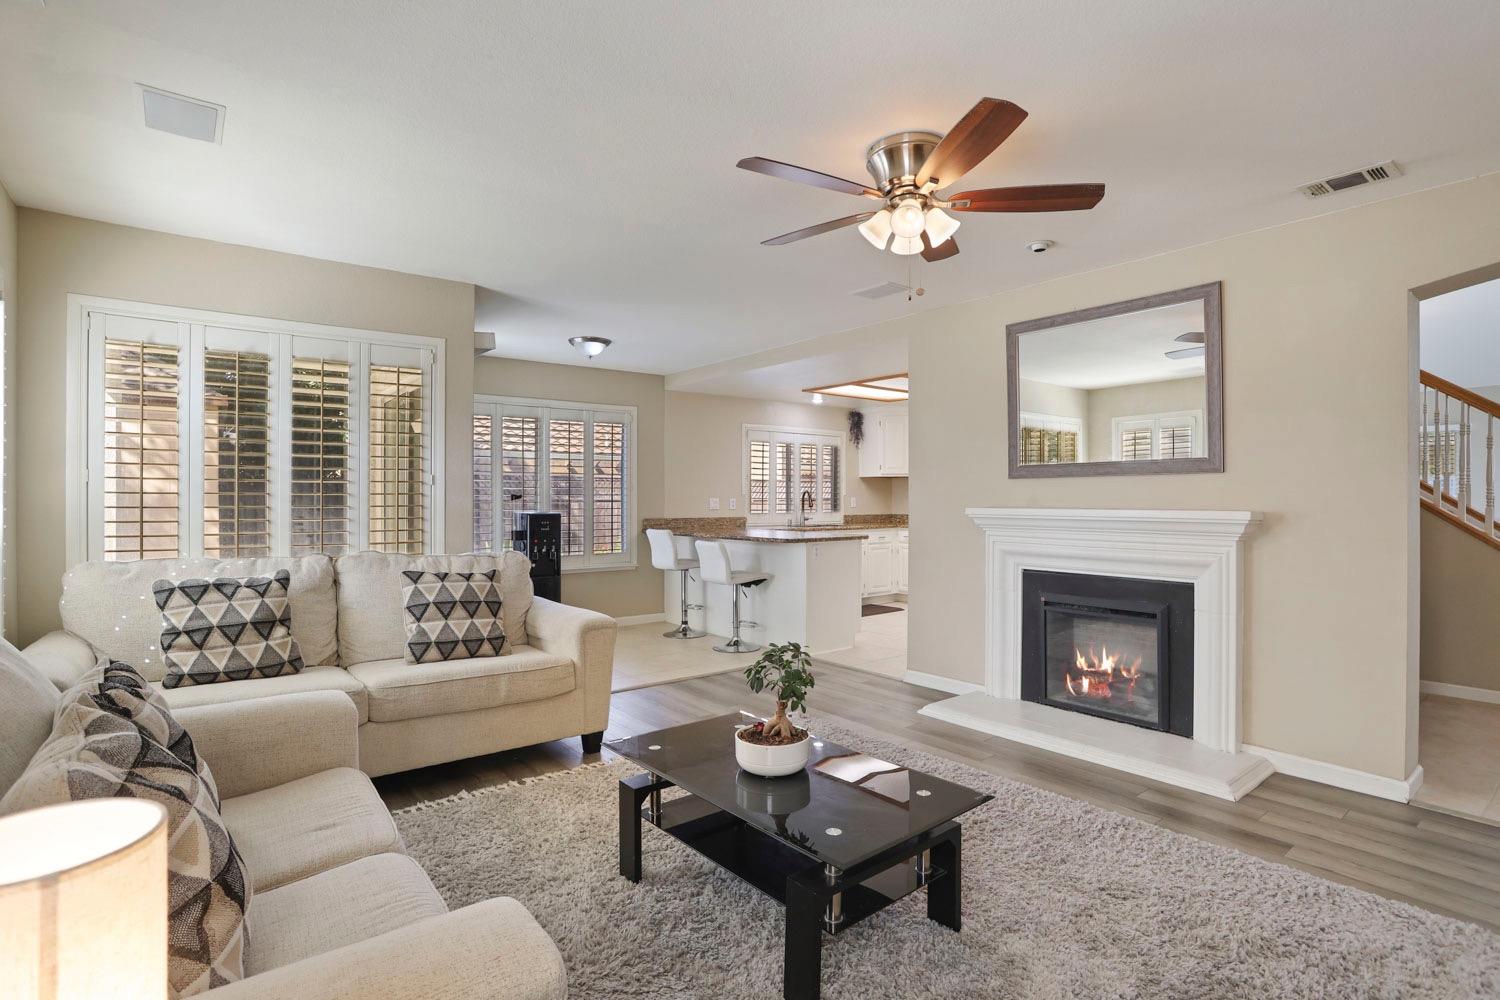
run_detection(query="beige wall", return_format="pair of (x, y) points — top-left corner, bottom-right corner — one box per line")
(0, 183), (16, 641)
(473, 356), (665, 619)
(1016, 377), (1088, 420)
(889, 477), (909, 514)
(15, 210), (477, 644)
(664, 391), (894, 517)
(1420, 509), (1500, 692)
(890, 174), (1500, 783)
(1084, 376), (1207, 462)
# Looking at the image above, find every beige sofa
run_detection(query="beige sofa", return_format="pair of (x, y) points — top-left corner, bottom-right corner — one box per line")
(22, 551), (617, 776)
(0, 642), (568, 999)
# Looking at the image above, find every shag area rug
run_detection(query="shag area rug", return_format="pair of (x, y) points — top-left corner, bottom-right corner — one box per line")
(394, 717), (1500, 999)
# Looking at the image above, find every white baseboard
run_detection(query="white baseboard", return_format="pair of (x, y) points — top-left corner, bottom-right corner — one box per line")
(1242, 744), (1424, 803)
(1420, 680), (1500, 705)
(902, 670), (984, 695)
(614, 613), (666, 627)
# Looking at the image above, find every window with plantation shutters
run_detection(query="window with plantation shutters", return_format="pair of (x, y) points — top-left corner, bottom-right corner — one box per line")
(203, 349), (271, 557)
(368, 364), (426, 554)
(1018, 413), (1082, 466)
(102, 338), (182, 561)
(1111, 411), (1203, 462)
(73, 302), (444, 564)
(743, 426), (843, 525)
(471, 396), (635, 568)
(290, 358), (352, 556)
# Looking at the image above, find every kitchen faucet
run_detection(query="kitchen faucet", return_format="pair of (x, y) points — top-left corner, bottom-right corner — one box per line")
(798, 489), (815, 526)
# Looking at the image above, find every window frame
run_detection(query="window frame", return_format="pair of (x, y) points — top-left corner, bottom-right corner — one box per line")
(472, 393), (637, 572)
(1110, 409), (1204, 462)
(742, 423), (845, 526)
(1018, 411), (1085, 465)
(65, 294), (446, 566)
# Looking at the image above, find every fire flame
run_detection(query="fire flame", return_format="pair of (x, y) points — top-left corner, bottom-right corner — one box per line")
(1063, 645), (1143, 703)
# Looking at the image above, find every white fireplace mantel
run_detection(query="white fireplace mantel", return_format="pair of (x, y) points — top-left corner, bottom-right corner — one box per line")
(919, 507), (1272, 800)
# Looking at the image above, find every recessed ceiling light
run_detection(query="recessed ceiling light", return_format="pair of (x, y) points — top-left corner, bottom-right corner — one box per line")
(804, 373), (909, 402)
(811, 393), (824, 405)
(139, 85), (225, 143)
(569, 336), (611, 359)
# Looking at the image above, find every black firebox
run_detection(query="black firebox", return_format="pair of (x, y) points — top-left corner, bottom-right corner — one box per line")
(1021, 570), (1194, 738)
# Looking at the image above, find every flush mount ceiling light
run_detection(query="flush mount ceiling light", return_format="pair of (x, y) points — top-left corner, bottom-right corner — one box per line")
(739, 98), (1105, 263)
(138, 84), (225, 143)
(1165, 331), (1205, 360)
(803, 373), (909, 403)
(569, 336), (612, 359)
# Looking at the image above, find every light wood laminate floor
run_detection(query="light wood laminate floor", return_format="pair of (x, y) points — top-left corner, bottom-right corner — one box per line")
(374, 664), (1500, 934)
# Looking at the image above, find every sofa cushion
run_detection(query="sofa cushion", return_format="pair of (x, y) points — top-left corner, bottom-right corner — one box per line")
(347, 645), (574, 723)
(154, 571), (305, 688)
(244, 853), (446, 977)
(336, 552), (534, 667)
(3, 688), (251, 998)
(221, 767), (403, 893)
(400, 569), (506, 663)
(155, 665), (369, 724)
(62, 556), (337, 682)
(0, 637), (61, 796)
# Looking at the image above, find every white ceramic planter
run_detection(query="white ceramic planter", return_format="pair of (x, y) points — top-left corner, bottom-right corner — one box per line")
(734, 728), (811, 777)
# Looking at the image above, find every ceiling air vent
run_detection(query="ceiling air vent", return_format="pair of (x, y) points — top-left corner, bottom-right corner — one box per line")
(139, 85), (225, 143)
(1298, 160), (1402, 199)
(852, 281), (908, 300)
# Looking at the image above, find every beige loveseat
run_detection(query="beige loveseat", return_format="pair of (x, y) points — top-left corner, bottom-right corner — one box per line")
(0, 642), (568, 999)
(22, 551), (617, 776)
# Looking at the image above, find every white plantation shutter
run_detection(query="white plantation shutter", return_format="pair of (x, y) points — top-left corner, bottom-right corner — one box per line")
(1159, 423), (1193, 459)
(743, 427), (844, 525)
(472, 397), (635, 567)
(202, 348), (272, 557)
(1111, 411), (1203, 462)
(748, 438), (771, 515)
(820, 442), (839, 513)
(78, 304), (443, 562)
(1119, 424), (1154, 461)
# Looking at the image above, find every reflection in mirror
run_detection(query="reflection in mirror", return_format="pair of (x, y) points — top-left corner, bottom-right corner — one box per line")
(1007, 282), (1222, 478)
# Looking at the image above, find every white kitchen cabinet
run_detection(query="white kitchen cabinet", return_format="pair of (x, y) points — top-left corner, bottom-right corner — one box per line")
(856, 412), (909, 477)
(861, 529), (906, 597)
(895, 531), (909, 592)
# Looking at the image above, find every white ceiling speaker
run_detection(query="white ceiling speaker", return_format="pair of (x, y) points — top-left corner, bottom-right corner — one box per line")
(138, 85), (225, 143)
(569, 336), (612, 359)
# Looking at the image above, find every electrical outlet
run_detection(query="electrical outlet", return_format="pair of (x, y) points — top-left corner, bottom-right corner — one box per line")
(708, 497), (720, 511)
(728, 497), (737, 510)
(849, 495), (857, 508)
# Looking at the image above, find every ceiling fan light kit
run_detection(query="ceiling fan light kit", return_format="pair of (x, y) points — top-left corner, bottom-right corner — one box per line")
(738, 98), (1105, 263)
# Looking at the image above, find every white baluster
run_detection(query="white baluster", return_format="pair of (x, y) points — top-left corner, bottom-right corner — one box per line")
(1487, 413), (1495, 531)
(1460, 402), (1472, 518)
(1421, 387), (1430, 488)
(1442, 394), (1452, 504)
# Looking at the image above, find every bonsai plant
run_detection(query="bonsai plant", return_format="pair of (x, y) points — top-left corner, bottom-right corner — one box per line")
(740, 641), (815, 746)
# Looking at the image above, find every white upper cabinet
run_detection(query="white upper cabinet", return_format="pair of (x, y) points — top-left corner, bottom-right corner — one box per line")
(856, 411), (909, 477)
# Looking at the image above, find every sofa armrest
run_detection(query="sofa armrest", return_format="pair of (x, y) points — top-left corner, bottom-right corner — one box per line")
(205, 899), (566, 1000)
(526, 597), (617, 731)
(175, 691), (359, 799)
(21, 630), (97, 691)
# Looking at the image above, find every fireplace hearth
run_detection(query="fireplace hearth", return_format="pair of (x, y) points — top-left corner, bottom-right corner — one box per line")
(1021, 570), (1194, 738)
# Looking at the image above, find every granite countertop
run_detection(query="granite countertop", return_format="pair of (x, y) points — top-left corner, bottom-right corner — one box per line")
(641, 516), (906, 544)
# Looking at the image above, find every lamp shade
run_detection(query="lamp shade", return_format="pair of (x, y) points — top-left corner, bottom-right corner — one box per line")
(923, 206), (960, 247)
(858, 209), (892, 250)
(889, 235), (923, 256)
(0, 799), (169, 1000)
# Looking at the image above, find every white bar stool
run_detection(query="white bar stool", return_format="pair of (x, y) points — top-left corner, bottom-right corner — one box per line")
(646, 529), (706, 639)
(694, 539), (772, 654)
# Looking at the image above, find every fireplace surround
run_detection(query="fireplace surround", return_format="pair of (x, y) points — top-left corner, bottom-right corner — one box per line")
(1021, 570), (1194, 737)
(919, 508), (1271, 800)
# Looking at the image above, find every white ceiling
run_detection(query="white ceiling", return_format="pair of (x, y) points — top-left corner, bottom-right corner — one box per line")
(3, 1), (1500, 383)
(1019, 300), (1207, 390)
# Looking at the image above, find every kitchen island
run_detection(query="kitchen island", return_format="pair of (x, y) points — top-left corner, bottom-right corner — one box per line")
(645, 519), (866, 655)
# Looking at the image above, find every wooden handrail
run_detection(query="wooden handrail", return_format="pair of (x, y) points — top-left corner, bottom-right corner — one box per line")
(1421, 369), (1500, 420)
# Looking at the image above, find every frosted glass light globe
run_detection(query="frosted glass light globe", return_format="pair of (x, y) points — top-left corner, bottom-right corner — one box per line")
(890, 236), (923, 256)
(889, 198), (926, 239)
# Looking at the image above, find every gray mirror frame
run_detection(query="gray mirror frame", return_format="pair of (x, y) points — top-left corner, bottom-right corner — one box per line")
(1007, 281), (1224, 478)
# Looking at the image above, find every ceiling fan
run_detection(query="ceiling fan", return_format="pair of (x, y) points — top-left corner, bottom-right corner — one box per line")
(737, 98), (1104, 262)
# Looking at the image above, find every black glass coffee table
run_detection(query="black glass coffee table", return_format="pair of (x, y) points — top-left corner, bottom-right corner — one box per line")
(607, 713), (993, 1000)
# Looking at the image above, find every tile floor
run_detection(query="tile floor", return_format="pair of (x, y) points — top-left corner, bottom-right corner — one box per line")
(611, 603), (910, 690)
(1413, 693), (1500, 822)
(815, 604), (908, 679)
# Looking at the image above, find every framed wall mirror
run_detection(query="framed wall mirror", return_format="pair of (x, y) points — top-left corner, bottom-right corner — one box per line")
(1007, 281), (1223, 478)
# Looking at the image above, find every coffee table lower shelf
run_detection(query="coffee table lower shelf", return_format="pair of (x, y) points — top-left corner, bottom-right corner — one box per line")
(618, 772), (964, 1000)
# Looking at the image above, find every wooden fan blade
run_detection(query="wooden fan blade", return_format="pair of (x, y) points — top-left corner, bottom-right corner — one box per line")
(920, 232), (959, 262)
(915, 98), (1028, 188)
(945, 184), (1105, 212)
(737, 157), (882, 199)
(762, 212), (876, 246)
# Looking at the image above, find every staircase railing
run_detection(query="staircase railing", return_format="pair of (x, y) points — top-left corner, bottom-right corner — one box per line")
(1420, 369), (1500, 549)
